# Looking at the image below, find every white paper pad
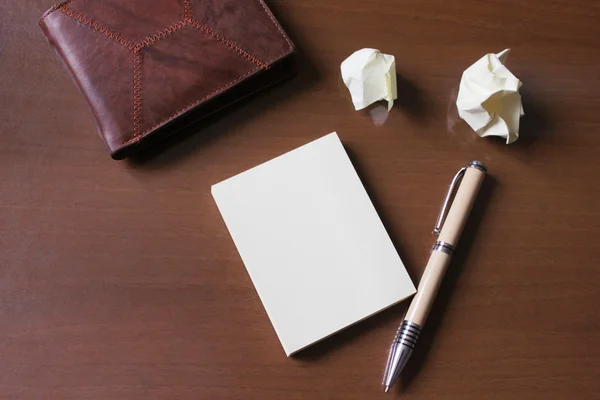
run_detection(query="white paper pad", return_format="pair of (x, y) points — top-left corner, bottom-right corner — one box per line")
(212, 133), (415, 356)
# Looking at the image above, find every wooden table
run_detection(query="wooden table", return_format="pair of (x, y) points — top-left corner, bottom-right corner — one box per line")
(1, 1), (599, 399)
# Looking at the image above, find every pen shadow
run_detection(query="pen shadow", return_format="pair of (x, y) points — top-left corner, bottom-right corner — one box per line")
(291, 146), (419, 361)
(398, 174), (497, 392)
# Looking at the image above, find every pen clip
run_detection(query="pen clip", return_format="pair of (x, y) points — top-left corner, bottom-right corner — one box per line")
(433, 167), (467, 235)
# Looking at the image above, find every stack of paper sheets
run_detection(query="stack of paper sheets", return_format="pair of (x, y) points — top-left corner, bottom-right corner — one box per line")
(212, 132), (415, 356)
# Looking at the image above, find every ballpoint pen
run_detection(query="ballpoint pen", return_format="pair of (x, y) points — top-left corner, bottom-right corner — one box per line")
(383, 160), (487, 393)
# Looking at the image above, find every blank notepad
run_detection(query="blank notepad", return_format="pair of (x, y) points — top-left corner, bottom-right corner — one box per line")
(212, 132), (415, 356)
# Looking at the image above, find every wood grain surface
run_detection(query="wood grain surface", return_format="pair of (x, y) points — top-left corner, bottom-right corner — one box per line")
(1, 1), (599, 399)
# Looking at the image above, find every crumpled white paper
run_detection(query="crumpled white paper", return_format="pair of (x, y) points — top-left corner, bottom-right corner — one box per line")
(456, 49), (524, 144)
(341, 48), (397, 111)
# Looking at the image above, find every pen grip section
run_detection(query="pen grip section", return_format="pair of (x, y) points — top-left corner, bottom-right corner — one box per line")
(405, 250), (452, 326)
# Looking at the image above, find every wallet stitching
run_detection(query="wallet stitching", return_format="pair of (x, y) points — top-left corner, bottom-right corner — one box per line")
(184, 0), (193, 20)
(187, 18), (268, 69)
(132, 51), (143, 137)
(125, 0), (291, 144)
(47, 5), (137, 51)
(183, 0), (267, 69)
(123, 66), (262, 145)
(136, 20), (187, 50)
(46, 5), (189, 137)
(40, 0), (294, 147)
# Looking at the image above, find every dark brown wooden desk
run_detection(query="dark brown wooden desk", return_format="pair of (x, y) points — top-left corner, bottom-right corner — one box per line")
(1, 1), (599, 398)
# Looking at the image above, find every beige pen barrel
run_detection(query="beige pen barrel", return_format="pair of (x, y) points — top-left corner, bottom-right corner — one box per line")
(384, 162), (487, 392)
(405, 163), (486, 327)
(404, 251), (452, 326)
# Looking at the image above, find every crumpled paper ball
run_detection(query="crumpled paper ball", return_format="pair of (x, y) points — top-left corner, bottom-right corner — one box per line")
(341, 48), (397, 111)
(456, 49), (524, 144)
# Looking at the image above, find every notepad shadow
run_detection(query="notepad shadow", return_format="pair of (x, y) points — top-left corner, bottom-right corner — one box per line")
(292, 301), (409, 361)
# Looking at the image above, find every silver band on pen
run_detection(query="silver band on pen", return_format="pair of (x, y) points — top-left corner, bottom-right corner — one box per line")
(432, 241), (455, 255)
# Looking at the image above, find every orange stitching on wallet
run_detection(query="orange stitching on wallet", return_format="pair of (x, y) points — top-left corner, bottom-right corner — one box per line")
(123, 66), (262, 145)
(132, 51), (143, 136)
(136, 20), (186, 50)
(187, 18), (268, 68)
(184, 0), (193, 20)
(55, 5), (136, 51)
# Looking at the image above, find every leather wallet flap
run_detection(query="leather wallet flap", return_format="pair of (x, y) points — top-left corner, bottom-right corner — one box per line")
(40, 0), (295, 158)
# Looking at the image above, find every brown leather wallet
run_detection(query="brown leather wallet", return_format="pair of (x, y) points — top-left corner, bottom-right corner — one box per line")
(40, 0), (295, 159)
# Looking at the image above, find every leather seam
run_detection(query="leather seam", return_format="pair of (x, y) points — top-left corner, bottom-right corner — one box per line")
(43, 6), (188, 142)
(184, 0), (266, 68)
(49, 5), (137, 51)
(132, 51), (143, 137)
(184, 0), (193, 20)
(124, 0), (269, 144)
(123, 66), (262, 145)
(136, 20), (187, 50)
(187, 18), (268, 69)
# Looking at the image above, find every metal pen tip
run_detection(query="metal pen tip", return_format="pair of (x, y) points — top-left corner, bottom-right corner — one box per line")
(384, 385), (390, 393)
